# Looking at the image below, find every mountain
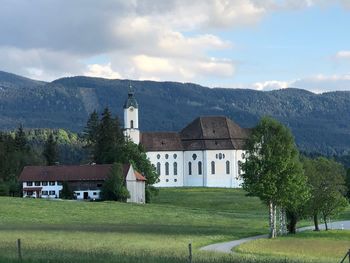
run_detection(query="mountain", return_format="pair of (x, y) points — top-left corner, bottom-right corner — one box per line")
(0, 70), (350, 155)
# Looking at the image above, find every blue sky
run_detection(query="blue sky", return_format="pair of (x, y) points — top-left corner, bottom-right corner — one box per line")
(0, 0), (349, 93)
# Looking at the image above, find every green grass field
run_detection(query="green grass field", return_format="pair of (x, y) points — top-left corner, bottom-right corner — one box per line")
(0, 188), (349, 263)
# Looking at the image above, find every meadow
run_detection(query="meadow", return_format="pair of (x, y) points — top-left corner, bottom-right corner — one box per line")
(0, 188), (349, 263)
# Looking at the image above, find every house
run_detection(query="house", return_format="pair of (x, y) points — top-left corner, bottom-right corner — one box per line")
(123, 87), (250, 188)
(18, 163), (146, 203)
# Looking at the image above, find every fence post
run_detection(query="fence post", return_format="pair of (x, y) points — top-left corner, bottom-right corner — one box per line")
(17, 239), (22, 261)
(188, 243), (192, 263)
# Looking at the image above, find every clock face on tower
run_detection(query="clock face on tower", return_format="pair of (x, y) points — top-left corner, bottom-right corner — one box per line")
(130, 107), (134, 112)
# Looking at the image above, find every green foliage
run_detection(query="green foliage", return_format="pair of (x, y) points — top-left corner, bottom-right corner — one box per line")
(303, 157), (349, 230)
(61, 181), (74, 199)
(241, 117), (309, 207)
(346, 168), (350, 199)
(94, 108), (124, 164)
(101, 163), (130, 202)
(121, 141), (159, 202)
(43, 133), (58, 166)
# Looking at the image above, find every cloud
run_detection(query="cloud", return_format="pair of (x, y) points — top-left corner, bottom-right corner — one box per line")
(84, 63), (121, 79)
(291, 74), (350, 93)
(335, 50), (350, 60)
(253, 80), (290, 91)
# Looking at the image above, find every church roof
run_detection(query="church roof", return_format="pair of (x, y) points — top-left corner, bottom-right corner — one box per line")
(124, 86), (138, 109)
(141, 116), (250, 151)
(141, 132), (184, 151)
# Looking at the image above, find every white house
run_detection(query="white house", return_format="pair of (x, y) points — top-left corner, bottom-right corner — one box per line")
(123, 87), (250, 188)
(18, 163), (146, 203)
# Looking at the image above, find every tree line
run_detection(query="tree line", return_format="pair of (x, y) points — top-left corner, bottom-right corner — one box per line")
(241, 117), (349, 238)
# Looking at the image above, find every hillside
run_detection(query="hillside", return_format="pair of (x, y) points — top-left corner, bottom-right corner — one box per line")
(1, 70), (350, 155)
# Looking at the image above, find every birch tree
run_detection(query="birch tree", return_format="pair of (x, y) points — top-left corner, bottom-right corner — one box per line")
(241, 117), (308, 238)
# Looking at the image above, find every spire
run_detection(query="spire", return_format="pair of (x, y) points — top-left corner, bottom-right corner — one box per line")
(124, 82), (138, 109)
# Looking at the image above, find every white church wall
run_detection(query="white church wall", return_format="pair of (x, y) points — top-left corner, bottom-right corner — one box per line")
(147, 151), (184, 187)
(204, 150), (238, 188)
(183, 151), (204, 186)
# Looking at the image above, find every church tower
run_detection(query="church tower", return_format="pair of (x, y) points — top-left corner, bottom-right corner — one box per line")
(124, 84), (140, 144)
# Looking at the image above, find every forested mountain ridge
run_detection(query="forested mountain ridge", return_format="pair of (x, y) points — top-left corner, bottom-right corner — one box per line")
(1, 70), (350, 155)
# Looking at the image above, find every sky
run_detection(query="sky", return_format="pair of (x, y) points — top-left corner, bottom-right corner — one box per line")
(0, 0), (350, 93)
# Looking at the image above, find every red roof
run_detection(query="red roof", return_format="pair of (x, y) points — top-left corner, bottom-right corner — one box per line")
(19, 164), (146, 182)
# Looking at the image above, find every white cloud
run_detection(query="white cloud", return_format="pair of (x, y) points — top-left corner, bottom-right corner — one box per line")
(253, 80), (290, 91)
(84, 63), (121, 79)
(335, 50), (350, 59)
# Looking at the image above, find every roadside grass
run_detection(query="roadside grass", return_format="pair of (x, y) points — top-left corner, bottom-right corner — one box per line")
(0, 188), (349, 263)
(235, 230), (350, 263)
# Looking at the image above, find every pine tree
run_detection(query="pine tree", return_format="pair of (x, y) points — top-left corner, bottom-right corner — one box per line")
(14, 124), (28, 152)
(43, 133), (58, 166)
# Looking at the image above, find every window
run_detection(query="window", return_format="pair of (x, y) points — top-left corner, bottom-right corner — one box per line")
(192, 154), (197, 160)
(157, 154), (161, 159)
(174, 179), (177, 182)
(76, 192), (81, 196)
(57, 181), (63, 186)
(97, 183), (102, 187)
(219, 153), (222, 160)
(216, 154), (218, 159)
(165, 162), (169, 175)
(157, 162), (161, 175)
(166, 179), (169, 182)
(165, 154), (169, 159)
(93, 192), (97, 195)
(130, 120), (134, 128)
(173, 154), (177, 159)
(223, 154), (225, 159)
(27, 182), (33, 186)
(49, 181), (55, 186)
(211, 161), (215, 174)
(35, 181), (40, 186)
(49, 191), (55, 195)
(173, 162), (178, 175)
(42, 191), (48, 195)
(198, 161), (202, 175)
(226, 161), (230, 174)
(42, 181), (48, 186)
(27, 191), (33, 196)
(188, 162), (192, 175)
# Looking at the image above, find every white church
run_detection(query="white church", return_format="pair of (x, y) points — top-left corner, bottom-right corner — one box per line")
(123, 87), (250, 188)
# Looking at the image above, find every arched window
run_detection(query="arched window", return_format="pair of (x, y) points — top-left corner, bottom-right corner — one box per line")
(156, 162), (161, 175)
(211, 161), (215, 175)
(174, 162), (178, 175)
(188, 162), (192, 175)
(130, 120), (134, 128)
(226, 161), (230, 174)
(165, 162), (169, 175)
(198, 161), (202, 175)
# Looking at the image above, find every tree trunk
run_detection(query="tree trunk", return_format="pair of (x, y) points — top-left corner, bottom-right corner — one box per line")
(313, 214), (320, 231)
(282, 208), (287, 235)
(287, 211), (297, 234)
(269, 201), (277, 238)
(323, 214), (328, 231)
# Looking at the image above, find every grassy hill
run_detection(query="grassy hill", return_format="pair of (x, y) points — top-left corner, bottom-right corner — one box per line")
(1, 71), (350, 156)
(0, 188), (349, 263)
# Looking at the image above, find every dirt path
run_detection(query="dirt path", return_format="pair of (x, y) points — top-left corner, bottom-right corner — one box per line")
(200, 220), (350, 253)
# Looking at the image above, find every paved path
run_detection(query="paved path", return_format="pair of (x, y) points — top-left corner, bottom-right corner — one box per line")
(200, 220), (350, 254)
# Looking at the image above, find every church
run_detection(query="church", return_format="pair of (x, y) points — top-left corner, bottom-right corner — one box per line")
(123, 88), (250, 188)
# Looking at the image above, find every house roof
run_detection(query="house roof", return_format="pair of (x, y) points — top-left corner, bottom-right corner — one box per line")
(19, 164), (146, 182)
(141, 116), (250, 151)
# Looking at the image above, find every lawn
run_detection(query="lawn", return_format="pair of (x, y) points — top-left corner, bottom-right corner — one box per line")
(0, 188), (349, 263)
(235, 230), (350, 263)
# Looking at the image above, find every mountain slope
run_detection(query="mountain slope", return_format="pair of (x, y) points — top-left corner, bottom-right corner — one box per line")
(0, 71), (350, 155)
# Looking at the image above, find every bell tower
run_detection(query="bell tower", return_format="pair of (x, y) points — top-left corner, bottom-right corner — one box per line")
(124, 83), (140, 144)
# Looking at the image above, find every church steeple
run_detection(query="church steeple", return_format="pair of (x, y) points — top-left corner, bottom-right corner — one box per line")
(123, 82), (140, 144)
(124, 83), (138, 109)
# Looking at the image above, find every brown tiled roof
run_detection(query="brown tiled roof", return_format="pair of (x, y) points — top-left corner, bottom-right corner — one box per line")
(141, 132), (184, 151)
(141, 116), (250, 151)
(19, 164), (146, 182)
